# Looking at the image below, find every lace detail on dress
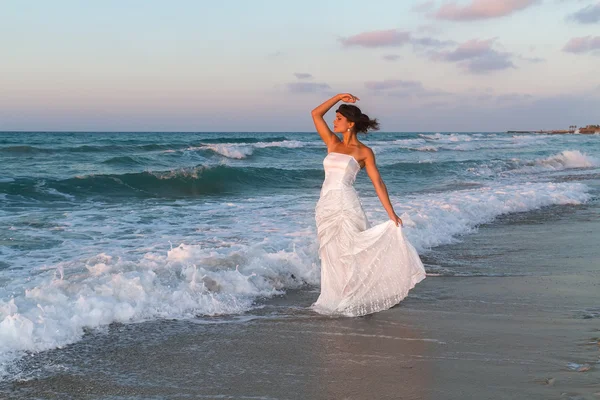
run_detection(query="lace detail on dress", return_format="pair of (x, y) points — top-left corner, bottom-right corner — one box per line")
(312, 152), (426, 317)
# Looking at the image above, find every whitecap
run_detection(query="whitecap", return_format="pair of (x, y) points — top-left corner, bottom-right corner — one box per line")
(511, 150), (599, 174)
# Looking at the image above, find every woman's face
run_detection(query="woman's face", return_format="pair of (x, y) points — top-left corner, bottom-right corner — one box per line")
(333, 113), (353, 133)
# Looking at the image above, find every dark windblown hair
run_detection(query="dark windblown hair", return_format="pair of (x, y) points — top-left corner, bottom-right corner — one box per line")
(335, 104), (380, 134)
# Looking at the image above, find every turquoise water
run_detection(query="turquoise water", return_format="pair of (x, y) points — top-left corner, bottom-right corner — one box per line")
(1, 131), (599, 378)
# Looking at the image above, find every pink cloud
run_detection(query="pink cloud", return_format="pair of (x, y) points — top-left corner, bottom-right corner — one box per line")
(339, 29), (454, 49)
(339, 29), (411, 47)
(563, 35), (600, 53)
(432, 38), (497, 61)
(433, 0), (539, 21)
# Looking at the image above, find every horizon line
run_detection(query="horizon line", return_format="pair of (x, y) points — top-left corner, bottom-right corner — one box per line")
(0, 130), (510, 134)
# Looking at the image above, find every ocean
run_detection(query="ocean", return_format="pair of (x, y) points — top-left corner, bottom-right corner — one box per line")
(1, 131), (599, 388)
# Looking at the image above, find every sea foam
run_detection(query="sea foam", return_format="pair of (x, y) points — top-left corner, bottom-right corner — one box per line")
(365, 181), (591, 252)
(0, 178), (592, 379)
(0, 240), (319, 379)
(510, 150), (600, 174)
(198, 140), (305, 159)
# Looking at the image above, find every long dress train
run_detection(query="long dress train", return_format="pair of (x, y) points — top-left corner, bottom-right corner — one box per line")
(312, 152), (426, 317)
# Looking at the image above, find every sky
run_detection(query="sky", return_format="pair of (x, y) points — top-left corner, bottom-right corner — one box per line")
(1, 0), (599, 132)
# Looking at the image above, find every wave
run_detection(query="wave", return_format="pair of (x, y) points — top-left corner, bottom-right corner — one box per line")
(0, 144), (173, 155)
(380, 159), (492, 177)
(198, 144), (253, 159)
(1, 157), (489, 201)
(0, 243), (320, 380)
(68, 145), (127, 153)
(411, 134), (550, 153)
(370, 138), (440, 154)
(138, 144), (177, 151)
(0, 178), (592, 379)
(509, 150), (599, 174)
(534, 150), (598, 169)
(0, 146), (54, 154)
(413, 146), (438, 152)
(419, 133), (476, 143)
(196, 136), (290, 144)
(192, 140), (306, 159)
(0, 165), (324, 199)
(373, 181), (592, 252)
(5, 152), (591, 202)
(369, 134), (551, 154)
(101, 155), (150, 166)
(0, 143), (225, 155)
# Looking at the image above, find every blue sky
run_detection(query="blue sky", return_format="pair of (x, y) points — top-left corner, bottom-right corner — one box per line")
(1, 0), (599, 132)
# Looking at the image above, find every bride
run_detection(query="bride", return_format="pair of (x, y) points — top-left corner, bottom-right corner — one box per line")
(311, 93), (426, 317)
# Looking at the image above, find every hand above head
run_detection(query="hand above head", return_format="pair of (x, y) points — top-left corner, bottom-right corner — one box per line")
(338, 93), (360, 103)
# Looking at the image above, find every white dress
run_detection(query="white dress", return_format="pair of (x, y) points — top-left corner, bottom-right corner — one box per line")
(312, 152), (426, 317)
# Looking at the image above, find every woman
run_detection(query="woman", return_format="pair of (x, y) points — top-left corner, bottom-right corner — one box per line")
(311, 93), (426, 317)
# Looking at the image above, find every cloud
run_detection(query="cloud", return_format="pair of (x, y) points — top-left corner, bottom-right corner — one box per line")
(294, 73), (313, 80)
(568, 2), (600, 23)
(433, 0), (539, 21)
(463, 53), (515, 73)
(339, 29), (411, 47)
(432, 38), (496, 61)
(412, 37), (456, 47)
(563, 35), (600, 53)
(287, 82), (331, 93)
(382, 54), (402, 61)
(430, 38), (516, 73)
(339, 29), (453, 49)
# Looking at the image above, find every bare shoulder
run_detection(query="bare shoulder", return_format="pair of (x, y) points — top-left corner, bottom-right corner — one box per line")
(357, 145), (376, 165)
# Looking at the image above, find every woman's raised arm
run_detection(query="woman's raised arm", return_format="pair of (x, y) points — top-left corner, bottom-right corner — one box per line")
(311, 93), (359, 148)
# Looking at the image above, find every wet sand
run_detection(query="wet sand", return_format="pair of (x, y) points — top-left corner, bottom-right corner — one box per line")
(2, 203), (600, 399)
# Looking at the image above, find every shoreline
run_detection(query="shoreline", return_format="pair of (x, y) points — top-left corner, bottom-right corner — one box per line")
(2, 195), (599, 399)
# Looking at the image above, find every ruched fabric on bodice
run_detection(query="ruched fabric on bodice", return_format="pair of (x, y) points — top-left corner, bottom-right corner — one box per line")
(312, 152), (426, 317)
(320, 152), (360, 197)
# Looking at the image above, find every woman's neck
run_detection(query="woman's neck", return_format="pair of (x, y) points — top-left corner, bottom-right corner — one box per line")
(341, 131), (359, 146)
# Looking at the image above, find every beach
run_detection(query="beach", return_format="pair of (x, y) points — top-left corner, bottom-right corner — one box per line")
(1, 131), (599, 399)
(3, 196), (600, 399)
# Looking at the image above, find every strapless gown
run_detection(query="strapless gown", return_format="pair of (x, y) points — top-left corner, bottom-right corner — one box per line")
(312, 152), (426, 317)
